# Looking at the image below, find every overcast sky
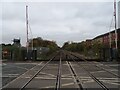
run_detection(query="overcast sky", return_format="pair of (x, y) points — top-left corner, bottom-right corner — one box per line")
(1, 0), (120, 47)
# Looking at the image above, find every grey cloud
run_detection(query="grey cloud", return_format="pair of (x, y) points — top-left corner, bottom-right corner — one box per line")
(2, 2), (115, 46)
(2, 2), (26, 22)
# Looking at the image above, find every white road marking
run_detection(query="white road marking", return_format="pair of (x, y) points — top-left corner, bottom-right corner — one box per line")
(39, 72), (56, 77)
(2, 74), (19, 77)
(44, 82), (75, 88)
(62, 74), (72, 77)
(98, 77), (119, 80)
(100, 79), (120, 85)
(3, 64), (29, 70)
(91, 71), (106, 73)
(108, 64), (119, 66)
(35, 77), (72, 80)
(61, 82), (75, 87)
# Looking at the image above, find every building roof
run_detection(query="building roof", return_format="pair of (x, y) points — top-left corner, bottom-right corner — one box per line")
(93, 28), (120, 40)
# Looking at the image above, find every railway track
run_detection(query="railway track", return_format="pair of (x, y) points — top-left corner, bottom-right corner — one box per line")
(20, 58), (55, 90)
(2, 52), (59, 90)
(2, 50), (120, 90)
(67, 51), (120, 78)
(67, 61), (83, 90)
(66, 51), (119, 90)
(55, 53), (62, 90)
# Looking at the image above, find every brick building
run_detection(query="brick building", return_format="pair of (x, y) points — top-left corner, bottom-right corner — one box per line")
(93, 28), (120, 48)
(92, 28), (120, 60)
(85, 39), (92, 46)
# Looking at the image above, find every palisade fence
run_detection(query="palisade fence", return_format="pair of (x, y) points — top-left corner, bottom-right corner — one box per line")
(99, 48), (119, 61)
(21, 49), (37, 61)
(2, 49), (38, 61)
(2, 46), (53, 61)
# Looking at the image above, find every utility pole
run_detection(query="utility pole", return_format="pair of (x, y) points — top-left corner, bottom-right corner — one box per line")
(109, 28), (112, 61)
(26, 5), (29, 53)
(114, 0), (118, 61)
(114, 0), (118, 49)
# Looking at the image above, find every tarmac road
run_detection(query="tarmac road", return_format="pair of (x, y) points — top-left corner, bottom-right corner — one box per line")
(2, 62), (37, 87)
(1, 61), (120, 89)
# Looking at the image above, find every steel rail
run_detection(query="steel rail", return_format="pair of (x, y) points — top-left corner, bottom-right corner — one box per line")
(68, 52), (120, 78)
(2, 62), (43, 90)
(55, 53), (62, 90)
(94, 63), (120, 78)
(20, 53), (58, 90)
(66, 61), (83, 90)
(67, 54), (109, 90)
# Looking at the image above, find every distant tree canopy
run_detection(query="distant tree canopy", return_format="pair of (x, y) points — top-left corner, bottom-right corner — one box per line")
(28, 37), (59, 53)
(62, 42), (69, 49)
(29, 37), (58, 47)
(62, 41), (85, 52)
(62, 41), (104, 58)
(1, 37), (59, 60)
(1, 43), (23, 60)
